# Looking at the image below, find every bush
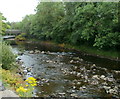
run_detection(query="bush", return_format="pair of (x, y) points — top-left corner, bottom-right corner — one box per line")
(0, 42), (16, 70)
(15, 33), (26, 41)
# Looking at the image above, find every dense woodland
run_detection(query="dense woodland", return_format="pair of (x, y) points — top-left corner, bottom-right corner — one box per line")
(9, 2), (120, 49)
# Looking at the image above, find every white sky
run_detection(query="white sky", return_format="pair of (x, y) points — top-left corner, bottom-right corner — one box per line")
(0, 0), (39, 22)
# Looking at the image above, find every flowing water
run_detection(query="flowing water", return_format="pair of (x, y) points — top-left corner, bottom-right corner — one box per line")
(12, 41), (120, 98)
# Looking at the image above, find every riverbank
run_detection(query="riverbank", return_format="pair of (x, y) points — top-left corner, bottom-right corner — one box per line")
(15, 39), (120, 62)
(10, 40), (120, 98)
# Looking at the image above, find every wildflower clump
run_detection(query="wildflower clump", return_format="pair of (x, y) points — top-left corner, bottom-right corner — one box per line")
(16, 77), (37, 97)
(25, 77), (37, 86)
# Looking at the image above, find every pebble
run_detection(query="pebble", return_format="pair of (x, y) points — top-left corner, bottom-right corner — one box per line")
(73, 86), (76, 89)
(71, 93), (78, 97)
(23, 69), (28, 74)
(70, 60), (74, 63)
(58, 93), (65, 95)
(106, 77), (114, 82)
(74, 66), (77, 69)
(29, 51), (34, 54)
(93, 64), (96, 66)
(91, 80), (99, 85)
(34, 50), (41, 54)
(41, 51), (45, 54)
(100, 75), (106, 80)
(80, 59), (83, 61)
(103, 86), (111, 90)
(77, 82), (81, 85)
(82, 86), (86, 89)
(77, 73), (81, 77)
(92, 75), (100, 80)
(115, 70), (120, 74)
(27, 68), (32, 72)
(71, 90), (75, 92)
(21, 65), (26, 68)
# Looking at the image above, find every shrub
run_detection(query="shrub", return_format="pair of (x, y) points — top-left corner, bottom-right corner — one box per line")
(15, 33), (27, 41)
(0, 68), (25, 90)
(1, 42), (16, 70)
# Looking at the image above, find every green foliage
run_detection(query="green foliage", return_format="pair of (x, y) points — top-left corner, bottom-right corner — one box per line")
(0, 12), (10, 35)
(15, 33), (26, 41)
(10, 2), (120, 49)
(9, 22), (22, 30)
(1, 42), (16, 70)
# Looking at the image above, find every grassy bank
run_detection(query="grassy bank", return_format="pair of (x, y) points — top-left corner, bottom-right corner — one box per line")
(64, 44), (120, 60)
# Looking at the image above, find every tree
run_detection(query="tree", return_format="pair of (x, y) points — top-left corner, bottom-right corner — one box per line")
(0, 12), (10, 35)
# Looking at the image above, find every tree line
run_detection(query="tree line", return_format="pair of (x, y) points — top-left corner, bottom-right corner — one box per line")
(9, 2), (120, 49)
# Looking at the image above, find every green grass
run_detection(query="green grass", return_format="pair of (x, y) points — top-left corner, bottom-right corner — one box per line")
(65, 44), (120, 59)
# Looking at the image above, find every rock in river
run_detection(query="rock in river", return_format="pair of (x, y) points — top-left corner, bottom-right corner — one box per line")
(29, 51), (34, 54)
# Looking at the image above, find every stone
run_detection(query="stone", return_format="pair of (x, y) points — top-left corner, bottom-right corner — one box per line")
(92, 75), (100, 80)
(27, 68), (32, 72)
(71, 93), (78, 97)
(77, 82), (81, 85)
(73, 86), (76, 89)
(18, 52), (24, 55)
(29, 51), (34, 54)
(82, 86), (86, 89)
(91, 80), (99, 85)
(0, 82), (5, 91)
(106, 77), (114, 82)
(41, 51), (45, 54)
(74, 66), (77, 69)
(103, 86), (111, 89)
(100, 75), (106, 80)
(70, 60), (74, 63)
(17, 58), (21, 60)
(80, 59), (83, 61)
(77, 73), (81, 77)
(35, 50), (41, 54)
(93, 64), (96, 66)
(58, 93), (65, 95)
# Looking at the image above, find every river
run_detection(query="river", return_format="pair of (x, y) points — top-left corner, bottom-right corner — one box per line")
(11, 41), (120, 98)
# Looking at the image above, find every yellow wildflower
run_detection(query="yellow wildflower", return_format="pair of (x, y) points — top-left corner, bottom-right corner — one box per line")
(31, 83), (37, 86)
(25, 77), (37, 85)
(28, 77), (36, 81)
(16, 86), (28, 93)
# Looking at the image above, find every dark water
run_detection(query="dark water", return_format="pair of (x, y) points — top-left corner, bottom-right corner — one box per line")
(12, 42), (120, 98)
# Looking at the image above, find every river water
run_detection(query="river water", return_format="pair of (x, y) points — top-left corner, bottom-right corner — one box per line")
(12, 41), (120, 98)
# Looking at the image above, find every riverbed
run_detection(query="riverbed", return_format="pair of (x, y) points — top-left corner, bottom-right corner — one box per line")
(12, 41), (120, 98)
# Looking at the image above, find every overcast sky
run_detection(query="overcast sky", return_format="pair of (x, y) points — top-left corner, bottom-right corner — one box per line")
(0, 0), (39, 22)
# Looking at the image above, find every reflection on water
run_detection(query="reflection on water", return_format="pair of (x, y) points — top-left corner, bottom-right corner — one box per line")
(12, 41), (120, 98)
